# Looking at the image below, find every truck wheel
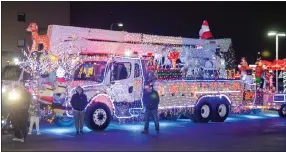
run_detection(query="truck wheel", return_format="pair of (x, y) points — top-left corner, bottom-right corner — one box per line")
(211, 103), (229, 122)
(278, 104), (286, 118)
(54, 117), (75, 127)
(191, 102), (212, 123)
(85, 103), (111, 131)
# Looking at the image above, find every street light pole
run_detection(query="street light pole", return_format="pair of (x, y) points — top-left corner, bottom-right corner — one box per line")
(276, 34), (279, 92)
(268, 31), (285, 92)
(110, 22), (123, 30)
(110, 23), (115, 30)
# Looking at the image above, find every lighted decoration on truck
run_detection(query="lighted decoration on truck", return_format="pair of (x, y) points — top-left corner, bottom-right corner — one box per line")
(154, 80), (244, 108)
(26, 23), (50, 55)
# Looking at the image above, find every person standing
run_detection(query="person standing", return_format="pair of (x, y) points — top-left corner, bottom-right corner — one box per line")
(28, 96), (41, 135)
(141, 84), (160, 134)
(70, 86), (88, 135)
(10, 86), (31, 142)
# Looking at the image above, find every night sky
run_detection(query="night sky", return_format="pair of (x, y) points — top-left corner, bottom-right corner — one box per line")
(70, 1), (286, 64)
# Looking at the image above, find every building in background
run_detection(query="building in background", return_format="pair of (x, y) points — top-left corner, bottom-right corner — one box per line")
(1, 1), (70, 68)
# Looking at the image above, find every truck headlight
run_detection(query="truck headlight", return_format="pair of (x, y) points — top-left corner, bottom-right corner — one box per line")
(32, 95), (38, 100)
(2, 87), (6, 93)
(8, 91), (20, 101)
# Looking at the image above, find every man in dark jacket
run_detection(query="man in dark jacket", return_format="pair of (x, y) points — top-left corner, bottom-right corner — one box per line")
(141, 83), (160, 134)
(10, 86), (31, 142)
(70, 86), (88, 135)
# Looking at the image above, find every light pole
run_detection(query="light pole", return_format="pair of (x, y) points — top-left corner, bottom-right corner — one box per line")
(110, 22), (123, 30)
(268, 31), (286, 92)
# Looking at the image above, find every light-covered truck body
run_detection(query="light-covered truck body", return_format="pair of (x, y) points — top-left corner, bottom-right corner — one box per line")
(60, 56), (244, 130)
(17, 23), (284, 131)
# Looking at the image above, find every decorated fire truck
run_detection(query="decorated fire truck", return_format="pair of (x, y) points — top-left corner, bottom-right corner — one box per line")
(4, 21), (284, 131)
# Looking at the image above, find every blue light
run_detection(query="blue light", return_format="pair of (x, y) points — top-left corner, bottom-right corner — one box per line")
(240, 115), (264, 119)
(42, 126), (91, 135)
(111, 124), (142, 132)
(39, 113), (279, 135)
(262, 113), (279, 118)
(105, 120), (188, 132)
(177, 119), (192, 122)
(42, 127), (74, 134)
(225, 117), (244, 122)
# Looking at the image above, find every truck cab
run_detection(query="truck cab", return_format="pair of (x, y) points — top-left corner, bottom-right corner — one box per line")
(2, 65), (31, 108)
(1, 65), (31, 129)
(273, 93), (286, 118)
(67, 56), (145, 130)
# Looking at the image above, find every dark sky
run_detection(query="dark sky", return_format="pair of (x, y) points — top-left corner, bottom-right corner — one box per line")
(70, 1), (286, 64)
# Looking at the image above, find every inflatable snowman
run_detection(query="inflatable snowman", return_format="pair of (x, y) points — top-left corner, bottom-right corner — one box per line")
(240, 57), (249, 81)
(244, 69), (254, 90)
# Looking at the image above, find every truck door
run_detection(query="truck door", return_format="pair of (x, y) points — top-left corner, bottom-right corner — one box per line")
(133, 59), (144, 102)
(110, 58), (135, 103)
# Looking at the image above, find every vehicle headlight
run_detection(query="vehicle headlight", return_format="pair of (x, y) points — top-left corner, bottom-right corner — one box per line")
(8, 91), (20, 101)
(32, 95), (38, 100)
(2, 87), (6, 93)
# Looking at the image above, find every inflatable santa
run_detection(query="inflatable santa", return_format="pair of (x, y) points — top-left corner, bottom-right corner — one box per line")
(199, 20), (213, 39)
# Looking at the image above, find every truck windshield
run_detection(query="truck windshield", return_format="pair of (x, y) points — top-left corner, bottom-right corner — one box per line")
(74, 61), (107, 83)
(2, 65), (30, 81)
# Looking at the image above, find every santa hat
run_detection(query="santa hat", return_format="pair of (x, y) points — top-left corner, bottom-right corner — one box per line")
(199, 20), (213, 39)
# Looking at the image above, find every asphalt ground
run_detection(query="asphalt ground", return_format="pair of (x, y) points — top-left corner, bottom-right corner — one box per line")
(2, 112), (286, 151)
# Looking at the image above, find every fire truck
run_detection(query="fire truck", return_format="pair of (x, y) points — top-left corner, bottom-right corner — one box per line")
(16, 23), (284, 131)
(38, 53), (245, 130)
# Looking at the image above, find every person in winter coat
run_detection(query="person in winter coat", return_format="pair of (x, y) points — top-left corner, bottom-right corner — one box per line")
(141, 83), (160, 134)
(70, 86), (88, 135)
(28, 96), (41, 135)
(10, 86), (31, 142)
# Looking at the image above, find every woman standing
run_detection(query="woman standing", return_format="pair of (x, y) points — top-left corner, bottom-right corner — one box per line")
(70, 86), (88, 135)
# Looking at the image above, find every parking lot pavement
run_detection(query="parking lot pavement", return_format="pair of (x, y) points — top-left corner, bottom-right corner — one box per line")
(2, 112), (286, 151)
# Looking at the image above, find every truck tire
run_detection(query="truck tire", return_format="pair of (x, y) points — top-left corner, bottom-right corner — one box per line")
(190, 102), (212, 123)
(211, 103), (229, 122)
(278, 104), (286, 118)
(85, 103), (111, 131)
(54, 117), (75, 127)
